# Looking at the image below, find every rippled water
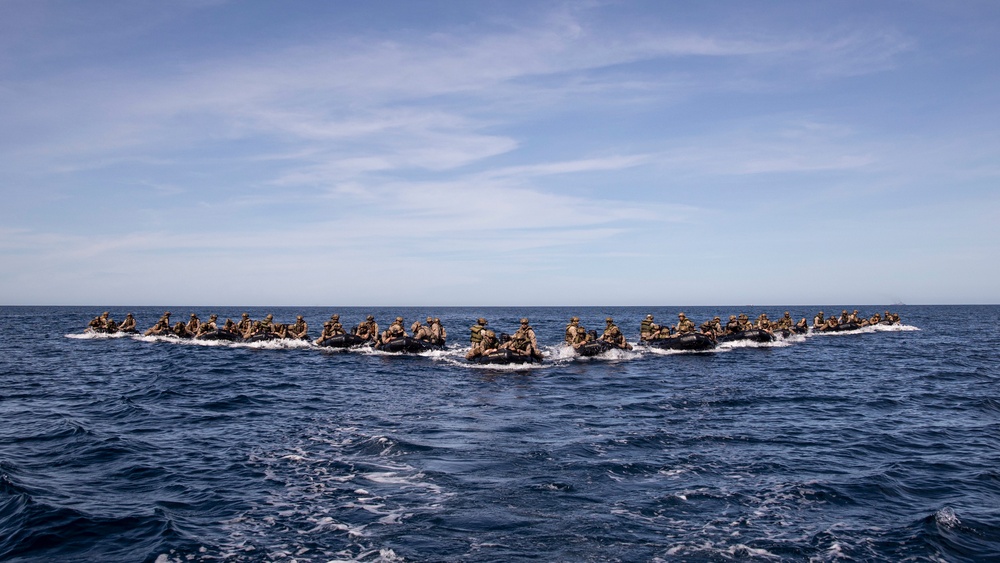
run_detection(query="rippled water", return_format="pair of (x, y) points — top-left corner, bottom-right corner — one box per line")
(1, 305), (998, 562)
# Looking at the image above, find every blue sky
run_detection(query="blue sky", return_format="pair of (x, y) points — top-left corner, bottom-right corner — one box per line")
(1, 1), (998, 305)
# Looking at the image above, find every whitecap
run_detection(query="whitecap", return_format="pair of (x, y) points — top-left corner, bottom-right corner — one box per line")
(935, 506), (960, 527)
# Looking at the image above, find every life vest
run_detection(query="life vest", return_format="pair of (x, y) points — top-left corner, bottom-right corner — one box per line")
(640, 319), (653, 334)
(470, 324), (484, 343)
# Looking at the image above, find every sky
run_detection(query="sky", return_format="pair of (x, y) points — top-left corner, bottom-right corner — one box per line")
(1, 0), (998, 306)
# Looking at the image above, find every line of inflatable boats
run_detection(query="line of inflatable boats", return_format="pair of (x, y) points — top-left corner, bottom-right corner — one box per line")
(86, 320), (901, 365)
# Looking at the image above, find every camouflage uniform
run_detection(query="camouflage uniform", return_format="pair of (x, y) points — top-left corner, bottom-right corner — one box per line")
(565, 317), (580, 344)
(198, 315), (218, 335)
(289, 317), (308, 339)
(355, 316), (379, 341)
(601, 318), (630, 349)
(429, 318), (446, 345)
(640, 315), (658, 341)
(675, 313), (696, 334)
(466, 330), (500, 360)
(235, 314), (252, 335)
(186, 314), (200, 334)
(470, 318), (487, 344)
(813, 312), (825, 328)
(506, 319), (540, 357)
(382, 317), (406, 343)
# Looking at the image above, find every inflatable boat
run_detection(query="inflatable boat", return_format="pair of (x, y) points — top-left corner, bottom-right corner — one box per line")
(243, 332), (280, 343)
(317, 334), (369, 348)
(195, 329), (241, 342)
(645, 333), (717, 351)
(717, 329), (775, 344)
(375, 336), (443, 354)
(817, 321), (862, 333)
(574, 340), (632, 357)
(469, 348), (542, 365)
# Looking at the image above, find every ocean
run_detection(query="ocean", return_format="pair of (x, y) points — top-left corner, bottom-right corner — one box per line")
(1, 305), (997, 562)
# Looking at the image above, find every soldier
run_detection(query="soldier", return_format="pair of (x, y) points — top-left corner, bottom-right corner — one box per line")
(354, 315), (379, 342)
(755, 313), (772, 332)
(381, 317), (406, 344)
(429, 318), (447, 345)
(328, 316), (346, 336)
(736, 314), (753, 332)
(649, 324), (672, 339)
(272, 322), (289, 338)
(825, 315), (839, 331)
(119, 313), (137, 332)
(314, 322), (337, 345)
(869, 312), (882, 325)
(197, 314), (218, 335)
(724, 315), (740, 334)
(849, 309), (861, 323)
(795, 318), (809, 331)
(700, 316), (722, 337)
(159, 311), (172, 324)
(675, 312), (696, 335)
(172, 321), (193, 338)
(87, 314), (106, 331)
(222, 318), (238, 333)
(144, 318), (170, 336)
(470, 318), (487, 345)
(565, 317), (580, 344)
(777, 311), (793, 330)
(640, 314), (658, 341)
(186, 313), (200, 334)
(569, 324), (590, 348)
(261, 314), (275, 332)
(505, 318), (540, 358)
(813, 311), (825, 329)
(839, 310), (851, 325)
(243, 320), (266, 339)
(466, 329), (500, 360)
(601, 317), (631, 349)
(105, 317), (119, 332)
(413, 317), (433, 342)
(411, 318), (427, 339)
(288, 315), (308, 340)
(235, 313), (252, 335)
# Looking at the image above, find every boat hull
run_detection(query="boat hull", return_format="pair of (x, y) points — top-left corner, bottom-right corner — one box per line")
(469, 348), (541, 365)
(318, 334), (369, 348)
(718, 329), (775, 344)
(195, 330), (241, 342)
(376, 336), (442, 354)
(646, 333), (717, 351)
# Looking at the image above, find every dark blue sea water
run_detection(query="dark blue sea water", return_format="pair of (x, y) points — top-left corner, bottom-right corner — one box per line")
(1, 305), (998, 562)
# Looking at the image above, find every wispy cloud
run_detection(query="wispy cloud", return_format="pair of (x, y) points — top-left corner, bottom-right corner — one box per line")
(6, 2), (995, 305)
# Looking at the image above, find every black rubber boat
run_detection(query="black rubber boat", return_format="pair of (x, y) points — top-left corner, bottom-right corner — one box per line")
(88, 327), (138, 335)
(243, 333), (280, 343)
(376, 336), (443, 354)
(777, 326), (809, 338)
(195, 329), (241, 342)
(574, 340), (631, 357)
(317, 334), (369, 348)
(717, 329), (775, 344)
(646, 333), (717, 351)
(469, 348), (541, 365)
(818, 322), (862, 333)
